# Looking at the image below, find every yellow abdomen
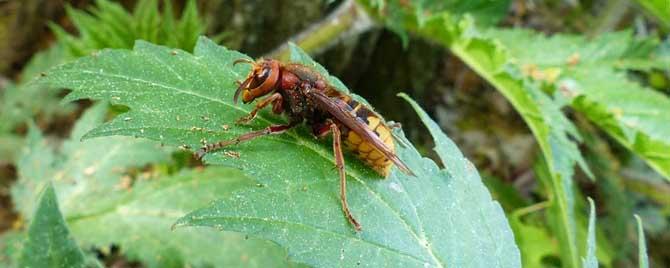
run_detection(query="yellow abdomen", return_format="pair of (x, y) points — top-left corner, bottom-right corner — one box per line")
(343, 115), (395, 177)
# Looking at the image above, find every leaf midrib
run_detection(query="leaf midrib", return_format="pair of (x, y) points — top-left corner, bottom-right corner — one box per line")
(185, 215), (429, 266)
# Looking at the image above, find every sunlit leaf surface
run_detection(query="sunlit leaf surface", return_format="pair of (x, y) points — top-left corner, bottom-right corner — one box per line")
(40, 37), (521, 267)
(11, 103), (293, 268)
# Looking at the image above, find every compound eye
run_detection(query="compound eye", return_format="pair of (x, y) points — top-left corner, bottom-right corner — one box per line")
(248, 67), (271, 89)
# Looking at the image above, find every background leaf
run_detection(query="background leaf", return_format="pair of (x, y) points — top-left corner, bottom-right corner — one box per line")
(360, 4), (670, 265)
(67, 167), (295, 268)
(413, 15), (590, 268)
(635, 215), (649, 268)
(357, 0), (511, 45)
(18, 183), (98, 268)
(11, 103), (171, 220)
(488, 29), (670, 182)
(0, 44), (74, 135)
(508, 214), (558, 267)
(0, 0), (208, 160)
(582, 198), (598, 268)
(10, 103), (294, 267)
(0, 131), (23, 163)
(53, 0), (207, 57)
(39, 37), (521, 267)
(634, 0), (670, 29)
(0, 231), (25, 267)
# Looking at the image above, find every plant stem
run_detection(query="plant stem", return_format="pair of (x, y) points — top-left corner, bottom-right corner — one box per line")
(266, 0), (373, 60)
(512, 201), (551, 218)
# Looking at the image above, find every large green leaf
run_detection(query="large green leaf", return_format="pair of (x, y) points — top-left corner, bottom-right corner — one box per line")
(488, 29), (670, 182)
(11, 104), (292, 267)
(19, 183), (99, 268)
(39, 37), (521, 267)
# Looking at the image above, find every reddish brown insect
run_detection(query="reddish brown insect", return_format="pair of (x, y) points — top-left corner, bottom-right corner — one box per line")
(196, 58), (414, 231)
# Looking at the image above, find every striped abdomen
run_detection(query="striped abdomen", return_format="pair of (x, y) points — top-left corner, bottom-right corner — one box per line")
(339, 96), (395, 177)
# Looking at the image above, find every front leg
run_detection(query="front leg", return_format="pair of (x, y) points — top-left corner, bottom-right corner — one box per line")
(236, 92), (283, 124)
(195, 123), (295, 160)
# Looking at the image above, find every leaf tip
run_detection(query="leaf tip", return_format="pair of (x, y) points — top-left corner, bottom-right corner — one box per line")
(80, 129), (105, 141)
(396, 92), (417, 107)
(634, 214), (649, 268)
(171, 219), (188, 231)
(41, 181), (56, 199)
(586, 196), (595, 208)
(60, 91), (83, 106)
(287, 41), (298, 49)
(396, 92), (409, 99)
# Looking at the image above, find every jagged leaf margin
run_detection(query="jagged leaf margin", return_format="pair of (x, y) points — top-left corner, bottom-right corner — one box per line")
(39, 36), (521, 267)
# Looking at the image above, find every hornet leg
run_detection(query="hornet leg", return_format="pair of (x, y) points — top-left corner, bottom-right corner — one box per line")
(236, 92), (283, 124)
(325, 121), (362, 231)
(195, 123), (294, 160)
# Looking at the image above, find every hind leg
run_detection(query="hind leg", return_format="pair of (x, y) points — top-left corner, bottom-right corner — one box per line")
(316, 120), (361, 231)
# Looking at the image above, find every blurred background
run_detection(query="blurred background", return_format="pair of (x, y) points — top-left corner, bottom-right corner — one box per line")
(0, 0), (668, 267)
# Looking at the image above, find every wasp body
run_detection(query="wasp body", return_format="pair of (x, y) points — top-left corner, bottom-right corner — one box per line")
(197, 58), (413, 231)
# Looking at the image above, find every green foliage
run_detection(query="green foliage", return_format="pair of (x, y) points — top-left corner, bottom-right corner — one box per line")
(357, 0), (510, 45)
(635, 215), (649, 268)
(634, 0), (670, 28)
(38, 37), (521, 267)
(68, 167), (294, 268)
(580, 121), (636, 258)
(0, 45), (75, 135)
(582, 198), (598, 268)
(19, 183), (99, 268)
(0, 0), (209, 139)
(533, 154), (585, 268)
(2, 1), (666, 267)
(509, 214), (558, 267)
(10, 103), (292, 267)
(0, 131), (23, 163)
(53, 0), (206, 56)
(488, 29), (670, 182)
(11, 103), (171, 219)
(415, 15), (590, 268)
(0, 231), (25, 267)
(359, 2), (670, 266)
(481, 174), (530, 212)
